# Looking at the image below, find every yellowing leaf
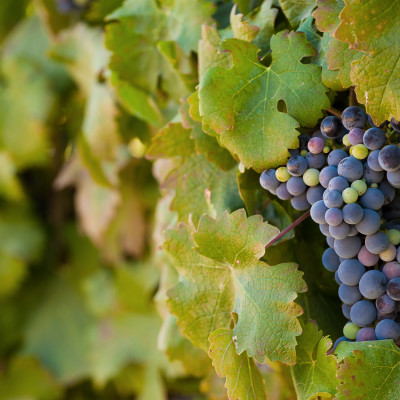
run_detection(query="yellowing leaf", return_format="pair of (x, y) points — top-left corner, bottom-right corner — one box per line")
(199, 32), (330, 172)
(209, 329), (267, 400)
(166, 210), (307, 364)
(335, 0), (400, 122)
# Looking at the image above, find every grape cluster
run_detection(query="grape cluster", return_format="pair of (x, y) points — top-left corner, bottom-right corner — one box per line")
(260, 107), (400, 347)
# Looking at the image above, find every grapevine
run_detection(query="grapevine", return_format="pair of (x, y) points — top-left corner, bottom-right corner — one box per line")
(1, 1), (400, 400)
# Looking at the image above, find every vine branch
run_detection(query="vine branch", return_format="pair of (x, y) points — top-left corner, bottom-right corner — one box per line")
(265, 210), (310, 248)
(327, 107), (342, 118)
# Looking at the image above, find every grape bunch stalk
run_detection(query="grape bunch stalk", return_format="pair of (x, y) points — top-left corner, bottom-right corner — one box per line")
(260, 106), (400, 348)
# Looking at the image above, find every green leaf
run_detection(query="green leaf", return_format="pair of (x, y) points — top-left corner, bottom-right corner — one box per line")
(291, 322), (338, 400)
(335, 0), (400, 123)
(209, 329), (267, 400)
(312, 0), (344, 33)
(230, 6), (260, 43)
(336, 340), (400, 400)
(0, 356), (61, 400)
(87, 0), (124, 21)
(279, 0), (316, 28)
(0, 0), (29, 44)
(199, 32), (330, 172)
(166, 210), (307, 364)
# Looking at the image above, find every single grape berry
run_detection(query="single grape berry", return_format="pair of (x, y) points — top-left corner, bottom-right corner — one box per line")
(363, 127), (386, 150)
(319, 166), (338, 188)
(387, 170), (400, 188)
(367, 150), (383, 171)
(358, 245), (379, 267)
(328, 176), (349, 193)
(343, 322), (360, 340)
(329, 221), (350, 239)
(375, 319), (400, 340)
(387, 229), (400, 246)
(287, 155), (308, 176)
(338, 156), (364, 182)
(276, 167), (291, 182)
(351, 144), (369, 160)
(342, 203), (363, 225)
(360, 188), (385, 210)
(348, 128), (365, 145)
(303, 168), (320, 186)
(355, 209), (381, 235)
(333, 336), (351, 350)
(276, 183), (292, 200)
(322, 248), (340, 272)
(341, 106), (367, 130)
(338, 259), (365, 286)
(306, 186), (324, 205)
(342, 187), (358, 204)
(390, 117), (400, 132)
(308, 137), (324, 154)
(359, 270), (387, 299)
(325, 208), (343, 226)
(291, 193), (310, 211)
(387, 277), (400, 301)
(379, 180), (396, 205)
(382, 262), (400, 280)
(342, 134), (351, 146)
(376, 294), (396, 314)
(260, 169), (280, 191)
(287, 177), (306, 196)
(310, 200), (328, 224)
(380, 244), (397, 262)
(351, 179), (367, 196)
(321, 116), (343, 139)
(378, 145), (400, 172)
(365, 231), (389, 255)
(350, 300), (376, 326)
(323, 189), (343, 208)
(328, 149), (347, 167)
(335, 236), (361, 259)
(339, 283), (362, 305)
(356, 327), (377, 342)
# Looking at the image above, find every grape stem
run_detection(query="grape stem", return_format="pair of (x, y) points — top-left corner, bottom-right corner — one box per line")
(327, 107), (342, 118)
(349, 87), (357, 107)
(265, 210), (310, 248)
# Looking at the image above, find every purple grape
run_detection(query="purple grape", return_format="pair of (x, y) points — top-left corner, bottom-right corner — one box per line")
(358, 245), (379, 267)
(323, 189), (344, 208)
(387, 277), (400, 301)
(325, 208), (343, 226)
(335, 236), (361, 259)
(320, 223), (331, 237)
(306, 152), (325, 169)
(306, 186), (325, 205)
(338, 156), (364, 182)
(341, 106), (367, 130)
(342, 303), (352, 319)
(338, 259), (366, 286)
(328, 176), (349, 193)
(333, 336), (351, 350)
(377, 310), (397, 321)
(308, 137), (324, 154)
(319, 166), (338, 188)
(350, 300), (376, 326)
(355, 209), (381, 235)
(375, 319), (400, 340)
(376, 294), (396, 314)
(327, 236), (335, 248)
(365, 232), (389, 254)
(322, 248), (340, 272)
(335, 270), (343, 285)
(339, 284), (362, 305)
(390, 118), (400, 132)
(367, 150), (383, 171)
(260, 169), (280, 191)
(379, 180), (396, 205)
(387, 170), (400, 189)
(321, 116), (343, 139)
(287, 155), (308, 176)
(356, 327), (377, 342)
(348, 128), (365, 145)
(276, 183), (292, 200)
(310, 200), (328, 224)
(363, 164), (385, 185)
(359, 270), (387, 299)
(382, 262), (400, 280)
(378, 145), (400, 172)
(342, 203), (363, 225)
(328, 149), (347, 167)
(287, 177), (306, 196)
(329, 221), (350, 239)
(291, 193), (311, 210)
(363, 127), (386, 150)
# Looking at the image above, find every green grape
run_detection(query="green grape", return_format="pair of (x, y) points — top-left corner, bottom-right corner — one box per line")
(343, 322), (360, 340)
(276, 167), (290, 182)
(303, 168), (320, 186)
(343, 134), (351, 146)
(300, 149), (308, 157)
(387, 229), (400, 246)
(352, 144), (369, 160)
(323, 146), (330, 154)
(342, 187), (358, 203)
(351, 179), (367, 196)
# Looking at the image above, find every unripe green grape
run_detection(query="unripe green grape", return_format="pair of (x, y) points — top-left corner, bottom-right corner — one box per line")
(343, 322), (360, 340)
(303, 168), (320, 186)
(352, 144), (369, 160)
(351, 179), (367, 196)
(276, 167), (290, 182)
(371, 183), (378, 188)
(343, 134), (351, 146)
(300, 149), (308, 157)
(323, 146), (330, 154)
(342, 187), (358, 203)
(387, 229), (400, 246)
(380, 243), (397, 262)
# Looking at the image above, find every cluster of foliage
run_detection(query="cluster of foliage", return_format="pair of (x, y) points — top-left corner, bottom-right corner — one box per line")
(1, 0), (400, 399)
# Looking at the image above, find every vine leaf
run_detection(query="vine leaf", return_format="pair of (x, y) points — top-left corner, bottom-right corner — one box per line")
(209, 329), (267, 400)
(279, 0), (316, 28)
(165, 209), (307, 364)
(199, 32), (330, 172)
(312, 0), (344, 34)
(336, 340), (400, 400)
(291, 322), (338, 400)
(335, 0), (400, 122)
